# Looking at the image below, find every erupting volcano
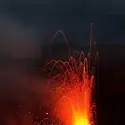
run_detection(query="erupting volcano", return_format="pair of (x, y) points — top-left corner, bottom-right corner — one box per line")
(43, 23), (98, 125)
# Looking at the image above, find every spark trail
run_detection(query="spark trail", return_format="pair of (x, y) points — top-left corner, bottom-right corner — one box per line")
(43, 24), (98, 125)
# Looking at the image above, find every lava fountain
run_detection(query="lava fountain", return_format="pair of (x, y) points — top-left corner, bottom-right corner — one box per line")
(43, 23), (98, 125)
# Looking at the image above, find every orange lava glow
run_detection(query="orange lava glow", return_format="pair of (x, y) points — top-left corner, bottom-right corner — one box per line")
(53, 75), (94, 125)
(43, 52), (97, 125)
(43, 26), (98, 125)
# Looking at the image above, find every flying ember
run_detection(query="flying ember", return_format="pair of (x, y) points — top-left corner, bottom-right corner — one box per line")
(43, 23), (99, 125)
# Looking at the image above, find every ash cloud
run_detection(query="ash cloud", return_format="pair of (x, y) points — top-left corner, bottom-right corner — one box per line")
(0, 14), (54, 124)
(0, 14), (42, 59)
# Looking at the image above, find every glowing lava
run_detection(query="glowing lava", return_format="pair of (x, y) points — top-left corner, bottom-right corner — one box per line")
(43, 52), (98, 125)
(43, 23), (98, 125)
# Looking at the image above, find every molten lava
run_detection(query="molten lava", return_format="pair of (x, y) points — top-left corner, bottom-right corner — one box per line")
(74, 116), (89, 125)
(43, 52), (97, 125)
(43, 24), (98, 125)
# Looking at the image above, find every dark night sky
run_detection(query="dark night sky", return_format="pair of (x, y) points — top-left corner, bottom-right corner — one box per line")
(0, 0), (125, 59)
(0, 0), (125, 46)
